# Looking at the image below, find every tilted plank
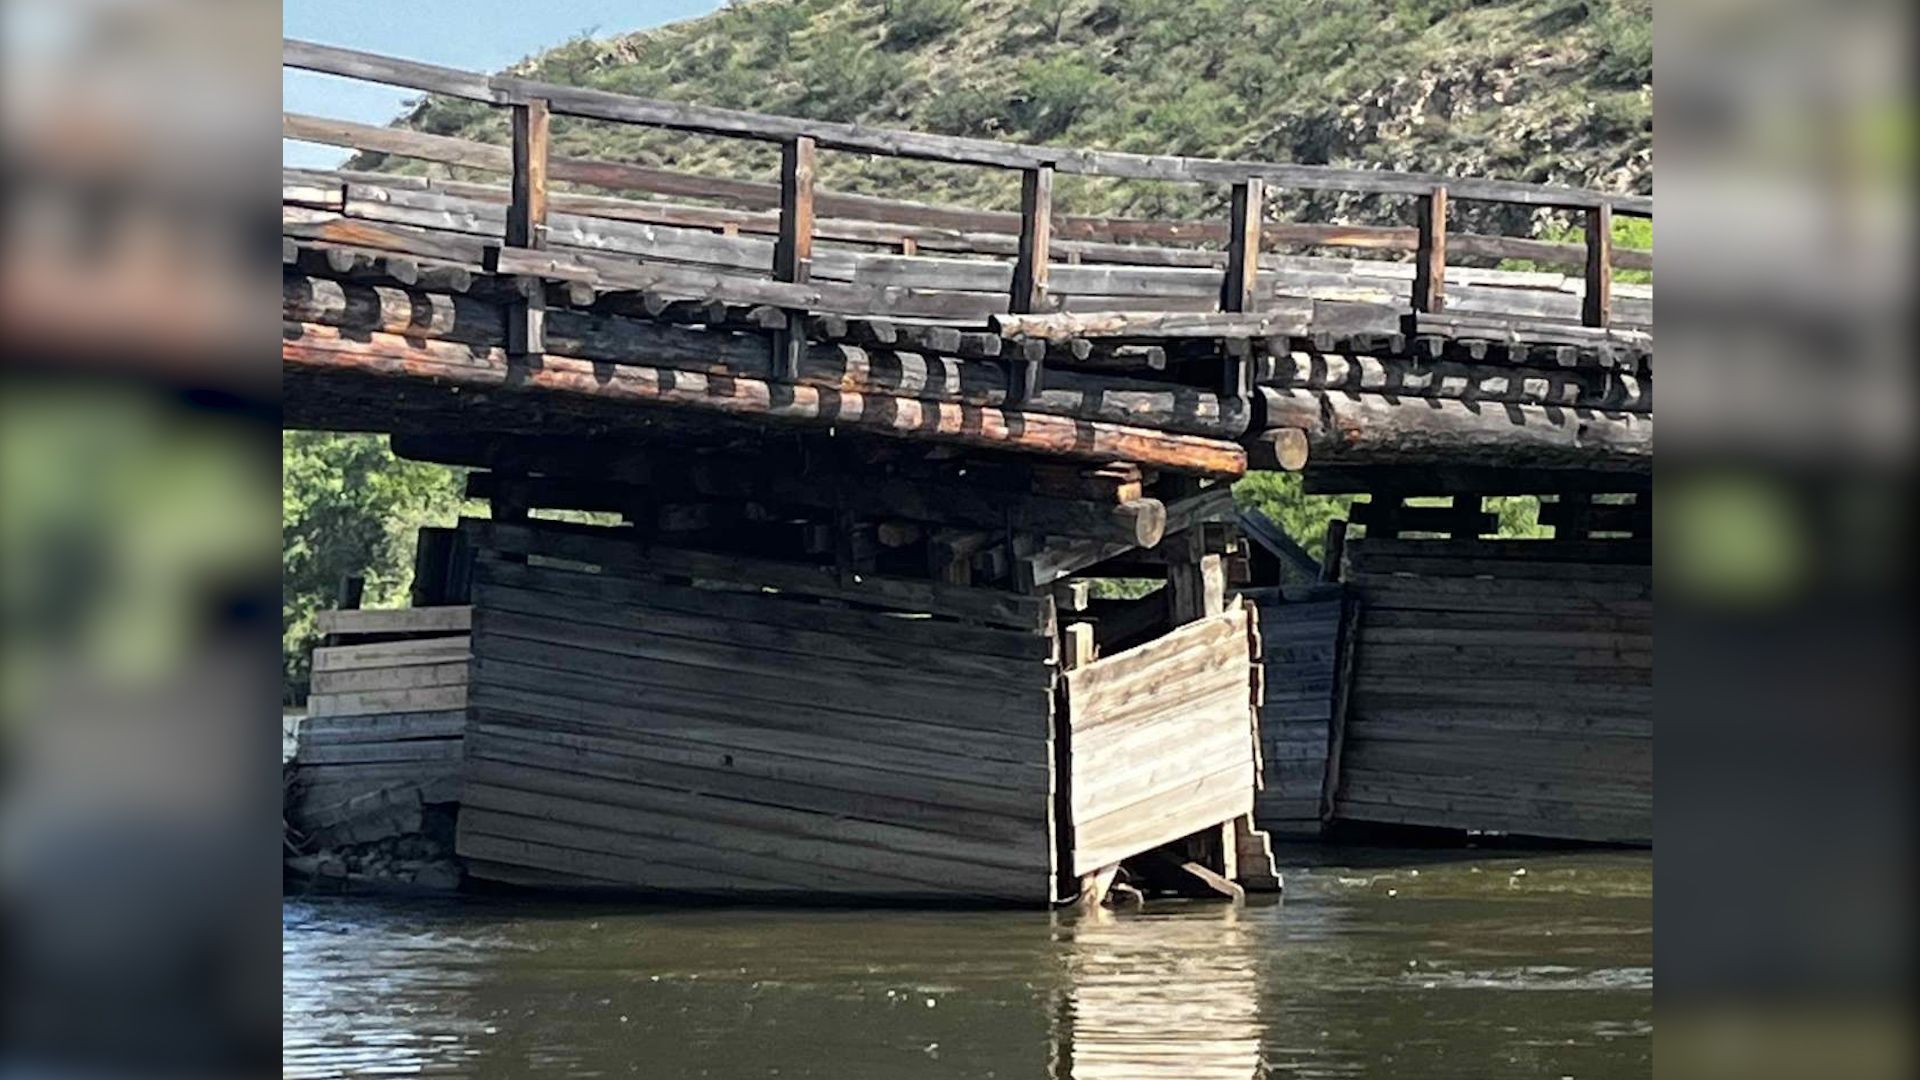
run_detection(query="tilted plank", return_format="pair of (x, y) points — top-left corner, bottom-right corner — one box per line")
(1063, 604), (1259, 875)
(456, 824), (823, 894)
(466, 701), (1049, 801)
(469, 673), (1046, 766)
(470, 632), (1046, 738)
(470, 644), (1050, 741)
(1064, 610), (1250, 726)
(464, 729), (1048, 844)
(456, 745), (1044, 860)
(473, 581), (1042, 684)
(1071, 764), (1255, 877)
(471, 556), (1050, 662)
(465, 518), (1050, 630)
(475, 604), (1044, 708)
(455, 785), (1040, 892)
(1072, 711), (1257, 821)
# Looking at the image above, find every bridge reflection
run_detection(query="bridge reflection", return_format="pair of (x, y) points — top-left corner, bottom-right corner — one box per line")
(1054, 903), (1269, 1080)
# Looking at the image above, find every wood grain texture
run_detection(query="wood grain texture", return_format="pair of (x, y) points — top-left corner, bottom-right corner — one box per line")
(1245, 596), (1345, 835)
(283, 320), (1249, 476)
(1064, 607), (1258, 876)
(314, 605), (471, 636)
(288, 627), (472, 837)
(1332, 539), (1651, 844)
(454, 520), (1056, 901)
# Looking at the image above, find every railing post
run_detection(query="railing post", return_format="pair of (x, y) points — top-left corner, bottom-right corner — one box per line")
(508, 99), (550, 248)
(506, 97), (550, 356)
(1221, 177), (1264, 399)
(772, 134), (817, 381)
(1011, 166), (1054, 313)
(1412, 184), (1447, 314)
(1009, 165), (1054, 403)
(1222, 177), (1264, 314)
(1583, 202), (1613, 328)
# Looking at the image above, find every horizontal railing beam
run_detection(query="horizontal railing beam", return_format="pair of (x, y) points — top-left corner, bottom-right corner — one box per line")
(284, 116), (1653, 272)
(284, 39), (1653, 216)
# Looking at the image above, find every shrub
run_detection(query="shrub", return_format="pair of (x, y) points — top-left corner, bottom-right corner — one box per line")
(1012, 55), (1108, 139)
(882, 0), (968, 49)
(1592, 0), (1652, 88)
(924, 86), (1007, 136)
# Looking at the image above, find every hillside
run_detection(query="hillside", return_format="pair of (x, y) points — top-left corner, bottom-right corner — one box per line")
(374, 0), (1651, 233)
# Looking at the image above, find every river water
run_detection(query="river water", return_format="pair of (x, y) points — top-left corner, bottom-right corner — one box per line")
(283, 848), (1650, 1078)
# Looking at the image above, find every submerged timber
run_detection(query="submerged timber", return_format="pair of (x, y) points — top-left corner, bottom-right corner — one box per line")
(281, 38), (1652, 904)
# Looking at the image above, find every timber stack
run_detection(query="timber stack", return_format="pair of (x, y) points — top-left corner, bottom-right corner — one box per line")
(1228, 476), (1652, 846)
(1236, 585), (1349, 839)
(1332, 533), (1652, 844)
(285, 606), (472, 889)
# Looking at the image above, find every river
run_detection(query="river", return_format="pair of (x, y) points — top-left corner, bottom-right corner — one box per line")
(283, 847), (1651, 1078)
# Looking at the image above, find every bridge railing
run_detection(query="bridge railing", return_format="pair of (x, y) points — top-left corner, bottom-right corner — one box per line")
(283, 38), (1652, 338)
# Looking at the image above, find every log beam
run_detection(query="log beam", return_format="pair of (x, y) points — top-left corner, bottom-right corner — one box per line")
(286, 321), (1248, 476)
(1256, 387), (1651, 469)
(462, 464), (1171, 547)
(283, 274), (1253, 438)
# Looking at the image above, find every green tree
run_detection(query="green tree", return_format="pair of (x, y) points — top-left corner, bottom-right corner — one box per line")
(281, 433), (472, 704)
(1013, 55), (1110, 139)
(1234, 472), (1548, 558)
(1487, 495), (1549, 538)
(1231, 472), (1357, 562)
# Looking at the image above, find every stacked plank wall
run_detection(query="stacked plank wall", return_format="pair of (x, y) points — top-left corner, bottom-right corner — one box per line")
(1238, 588), (1347, 837)
(454, 519), (1062, 902)
(1334, 540), (1652, 843)
(289, 607), (471, 846)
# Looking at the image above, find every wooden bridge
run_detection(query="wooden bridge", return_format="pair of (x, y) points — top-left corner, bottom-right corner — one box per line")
(282, 39), (1652, 902)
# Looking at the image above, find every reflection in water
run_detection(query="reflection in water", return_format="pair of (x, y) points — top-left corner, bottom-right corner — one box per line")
(283, 850), (1651, 1078)
(1059, 904), (1263, 1079)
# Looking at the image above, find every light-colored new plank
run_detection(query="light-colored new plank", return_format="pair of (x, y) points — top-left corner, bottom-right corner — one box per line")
(315, 605), (471, 635)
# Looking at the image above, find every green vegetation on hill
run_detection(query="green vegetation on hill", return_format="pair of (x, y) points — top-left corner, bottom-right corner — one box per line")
(380, 0), (1651, 232)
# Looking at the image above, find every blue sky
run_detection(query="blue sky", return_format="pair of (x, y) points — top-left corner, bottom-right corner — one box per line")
(284, 1), (724, 168)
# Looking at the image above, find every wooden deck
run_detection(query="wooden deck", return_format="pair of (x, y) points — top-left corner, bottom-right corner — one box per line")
(283, 39), (1652, 480)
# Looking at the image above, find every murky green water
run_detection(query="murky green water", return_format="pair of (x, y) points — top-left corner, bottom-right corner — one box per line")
(283, 848), (1650, 1078)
